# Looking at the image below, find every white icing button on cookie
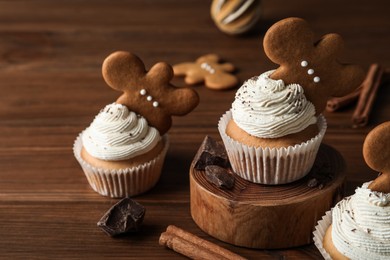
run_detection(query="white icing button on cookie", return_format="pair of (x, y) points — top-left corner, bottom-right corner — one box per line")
(140, 89), (147, 95)
(301, 60), (308, 67)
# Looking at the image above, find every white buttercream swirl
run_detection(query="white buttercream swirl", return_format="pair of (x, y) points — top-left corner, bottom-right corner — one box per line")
(331, 182), (390, 259)
(82, 103), (161, 161)
(231, 70), (317, 138)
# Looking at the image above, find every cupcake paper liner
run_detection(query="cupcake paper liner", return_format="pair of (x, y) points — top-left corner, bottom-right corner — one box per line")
(313, 210), (333, 260)
(218, 110), (327, 184)
(73, 133), (169, 198)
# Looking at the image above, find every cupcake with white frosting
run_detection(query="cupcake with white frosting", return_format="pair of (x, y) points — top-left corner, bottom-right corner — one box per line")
(74, 103), (169, 198)
(218, 70), (326, 184)
(74, 51), (199, 198)
(314, 182), (390, 260)
(314, 121), (390, 260)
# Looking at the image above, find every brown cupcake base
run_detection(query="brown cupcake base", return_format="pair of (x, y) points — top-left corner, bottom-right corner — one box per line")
(190, 143), (345, 249)
(74, 134), (169, 198)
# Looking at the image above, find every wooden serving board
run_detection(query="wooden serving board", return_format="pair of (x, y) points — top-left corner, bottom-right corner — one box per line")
(190, 144), (345, 249)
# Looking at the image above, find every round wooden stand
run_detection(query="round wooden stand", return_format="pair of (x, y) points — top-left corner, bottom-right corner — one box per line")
(190, 144), (345, 249)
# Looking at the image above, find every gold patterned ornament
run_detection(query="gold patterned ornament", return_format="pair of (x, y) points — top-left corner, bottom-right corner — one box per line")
(210, 0), (262, 35)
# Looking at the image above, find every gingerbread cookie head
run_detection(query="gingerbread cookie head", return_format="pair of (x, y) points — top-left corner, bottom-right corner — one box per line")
(102, 51), (199, 135)
(173, 54), (238, 90)
(363, 121), (390, 193)
(264, 17), (365, 114)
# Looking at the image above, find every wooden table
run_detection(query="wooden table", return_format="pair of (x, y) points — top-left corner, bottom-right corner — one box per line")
(0, 0), (389, 259)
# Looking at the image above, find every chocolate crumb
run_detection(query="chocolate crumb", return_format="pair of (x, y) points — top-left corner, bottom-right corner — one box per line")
(367, 228), (371, 233)
(205, 165), (235, 189)
(307, 178), (318, 188)
(351, 228), (356, 232)
(97, 198), (145, 236)
(307, 160), (333, 189)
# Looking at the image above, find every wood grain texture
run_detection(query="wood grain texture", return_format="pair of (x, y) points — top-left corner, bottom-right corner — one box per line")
(0, 0), (389, 259)
(190, 144), (345, 249)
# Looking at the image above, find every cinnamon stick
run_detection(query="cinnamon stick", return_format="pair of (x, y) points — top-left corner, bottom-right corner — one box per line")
(326, 86), (362, 112)
(159, 225), (247, 260)
(352, 63), (384, 128)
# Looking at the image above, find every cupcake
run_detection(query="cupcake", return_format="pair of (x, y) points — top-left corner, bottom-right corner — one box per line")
(74, 51), (199, 198)
(315, 183), (390, 260)
(314, 121), (390, 259)
(218, 17), (364, 184)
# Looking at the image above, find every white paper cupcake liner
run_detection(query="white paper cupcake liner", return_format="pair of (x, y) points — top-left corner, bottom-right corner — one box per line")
(218, 110), (327, 184)
(73, 133), (169, 198)
(313, 210), (333, 260)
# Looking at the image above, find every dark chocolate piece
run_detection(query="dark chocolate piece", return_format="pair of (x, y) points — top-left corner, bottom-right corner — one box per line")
(194, 136), (230, 170)
(97, 198), (145, 236)
(205, 165), (235, 189)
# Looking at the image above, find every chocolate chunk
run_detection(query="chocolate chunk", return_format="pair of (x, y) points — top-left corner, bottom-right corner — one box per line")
(205, 165), (235, 189)
(194, 136), (230, 170)
(97, 198), (145, 236)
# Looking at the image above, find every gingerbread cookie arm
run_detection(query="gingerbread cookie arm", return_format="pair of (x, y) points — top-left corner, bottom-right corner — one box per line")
(332, 65), (366, 97)
(314, 33), (344, 57)
(173, 63), (205, 85)
(173, 62), (195, 76)
(164, 87), (200, 115)
(147, 62), (174, 84)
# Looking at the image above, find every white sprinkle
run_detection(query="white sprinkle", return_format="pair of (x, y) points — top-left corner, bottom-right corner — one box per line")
(301, 60), (308, 67)
(313, 76), (320, 83)
(140, 89), (147, 95)
(153, 101), (159, 107)
(146, 95), (152, 101)
(308, 69), (314, 75)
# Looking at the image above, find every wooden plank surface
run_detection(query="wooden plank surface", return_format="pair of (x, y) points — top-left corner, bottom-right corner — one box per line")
(0, 0), (389, 259)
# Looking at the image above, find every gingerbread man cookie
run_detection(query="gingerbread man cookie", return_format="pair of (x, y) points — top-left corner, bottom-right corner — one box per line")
(102, 51), (199, 135)
(173, 54), (238, 90)
(363, 121), (390, 193)
(264, 17), (365, 114)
